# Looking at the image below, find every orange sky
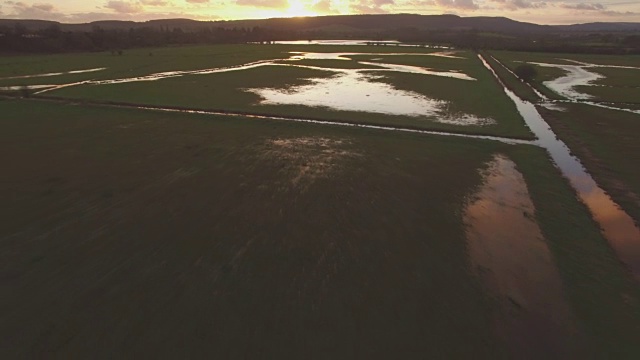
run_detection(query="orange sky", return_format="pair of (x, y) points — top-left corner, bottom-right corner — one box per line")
(1, 0), (639, 24)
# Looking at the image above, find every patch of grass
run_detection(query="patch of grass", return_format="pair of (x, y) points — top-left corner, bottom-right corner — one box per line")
(508, 145), (640, 358)
(574, 66), (640, 104)
(591, 67), (640, 88)
(577, 85), (640, 104)
(537, 103), (640, 224)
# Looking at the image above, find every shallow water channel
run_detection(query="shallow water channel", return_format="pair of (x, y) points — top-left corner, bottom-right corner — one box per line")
(465, 154), (581, 356)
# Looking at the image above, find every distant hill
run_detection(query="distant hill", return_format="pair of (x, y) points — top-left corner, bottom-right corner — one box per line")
(1, 14), (638, 34)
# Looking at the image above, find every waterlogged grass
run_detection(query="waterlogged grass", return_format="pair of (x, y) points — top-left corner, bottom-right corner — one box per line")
(0, 45), (283, 86)
(0, 98), (638, 356)
(52, 65), (333, 111)
(348, 52), (475, 72)
(377, 71), (531, 138)
(492, 50), (640, 68)
(0, 44), (456, 85)
(0, 98), (504, 358)
(538, 103), (640, 225)
(45, 46), (532, 139)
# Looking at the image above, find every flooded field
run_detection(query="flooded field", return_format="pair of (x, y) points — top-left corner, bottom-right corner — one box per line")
(0, 44), (532, 138)
(492, 50), (640, 106)
(1, 44), (639, 357)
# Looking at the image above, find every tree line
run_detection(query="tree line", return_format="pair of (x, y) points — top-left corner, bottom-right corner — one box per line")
(1, 23), (639, 55)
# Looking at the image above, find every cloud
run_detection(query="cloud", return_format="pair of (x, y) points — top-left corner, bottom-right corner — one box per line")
(554, 2), (638, 16)
(3, 2), (66, 20)
(104, 1), (144, 14)
(352, 0), (396, 13)
(235, 0), (288, 8)
(433, 0), (479, 10)
(312, 0), (336, 13)
(32, 3), (55, 11)
(185, 0), (209, 3)
(141, 0), (170, 5)
(559, 3), (605, 11)
(489, 0), (548, 10)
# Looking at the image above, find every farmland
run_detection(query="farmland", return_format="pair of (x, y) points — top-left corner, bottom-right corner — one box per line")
(1, 43), (639, 357)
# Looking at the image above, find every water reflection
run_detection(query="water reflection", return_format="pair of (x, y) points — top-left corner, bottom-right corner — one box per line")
(271, 40), (450, 48)
(527, 62), (603, 100)
(245, 70), (493, 125)
(0, 67), (106, 81)
(480, 55), (640, 280)
(0, 85), (56, 91)
(288, 51), (465, 61)
(246, 72), (443, 117)
(465, 154), (580, 356)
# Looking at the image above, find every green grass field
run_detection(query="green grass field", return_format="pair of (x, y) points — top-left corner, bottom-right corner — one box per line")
(0, 98), (638, 357)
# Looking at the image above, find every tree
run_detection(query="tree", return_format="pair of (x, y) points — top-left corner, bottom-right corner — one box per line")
(514, 64), (537, 82)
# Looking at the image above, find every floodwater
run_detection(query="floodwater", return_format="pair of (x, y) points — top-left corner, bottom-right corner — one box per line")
(527, 62), (603, 100)
(244, 51), (485, 122)
(0, 85), (57, 91)
(480, 54), (640, 280)
(465, 154), (581, 356)
(0, 67), (105, 80)
(289, 51), (465, 60)
(245, 67), (490, 124)
(521, 59), (640, 101)
(9, 50), (488, 125)
(247, 72), (445, 117)
(272, 40), (450, 49)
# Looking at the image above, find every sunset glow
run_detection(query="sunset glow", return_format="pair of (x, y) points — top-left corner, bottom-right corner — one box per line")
(0, 0), (639, 24)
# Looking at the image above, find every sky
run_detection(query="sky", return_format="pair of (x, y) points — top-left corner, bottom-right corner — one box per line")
(0, 0), (639, 25)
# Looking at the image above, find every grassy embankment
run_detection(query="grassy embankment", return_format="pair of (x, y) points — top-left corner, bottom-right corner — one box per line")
(479, 51), (540, 103)
(1, 98), (638, 357)
(31, 47), (533, 139)
(490, 51), (568, 100)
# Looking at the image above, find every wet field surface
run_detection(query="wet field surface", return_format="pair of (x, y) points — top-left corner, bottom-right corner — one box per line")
(1, 44), (640, 357)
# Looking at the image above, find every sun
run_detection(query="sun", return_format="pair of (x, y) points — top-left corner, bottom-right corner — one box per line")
(285, 0), (317, 17)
